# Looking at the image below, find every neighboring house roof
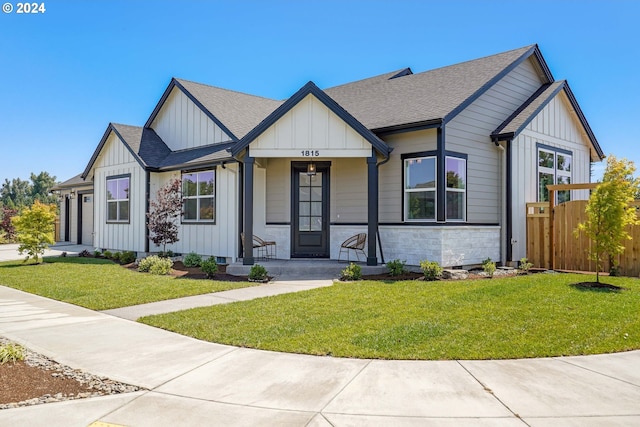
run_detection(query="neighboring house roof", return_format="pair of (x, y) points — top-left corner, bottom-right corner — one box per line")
(324, 45), (550, 132)
(81, 123), (234, 179)
(51, 173), (91, 191)
(230, 81), (392, 159)
(492, 80), (604, 159)
(145, 78), (284, 141)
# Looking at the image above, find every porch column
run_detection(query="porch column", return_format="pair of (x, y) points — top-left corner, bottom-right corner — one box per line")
(367, 154), (378, 266)
(243, 155), (255, 265)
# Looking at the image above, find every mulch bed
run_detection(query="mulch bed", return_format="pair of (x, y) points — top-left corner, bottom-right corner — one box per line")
(572, 281), (625, 291)
(123, 260), (249, 282)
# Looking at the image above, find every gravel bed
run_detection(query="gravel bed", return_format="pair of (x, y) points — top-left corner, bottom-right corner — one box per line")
(0, 337), (142, 409)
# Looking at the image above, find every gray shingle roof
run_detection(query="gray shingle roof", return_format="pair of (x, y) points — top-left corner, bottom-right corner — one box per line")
(325, 45), (537, 130)
(51, 173), (91, 190)
(175, 79), (284, 140)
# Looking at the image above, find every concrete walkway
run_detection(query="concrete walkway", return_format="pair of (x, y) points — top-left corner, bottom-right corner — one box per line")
(1, 286), (640, 426)
(0, 243), (95, 262)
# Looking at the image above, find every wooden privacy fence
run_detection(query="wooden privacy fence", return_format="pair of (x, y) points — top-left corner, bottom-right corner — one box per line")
(526, 198), (640, 277)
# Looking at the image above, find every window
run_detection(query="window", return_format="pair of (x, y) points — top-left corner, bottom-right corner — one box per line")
(446, 156), (466, 221)
(182, 170), (215, 222)
(404, 156), (436, 221)
(538, 146), (572, 203)
(106, 176), (129, 222)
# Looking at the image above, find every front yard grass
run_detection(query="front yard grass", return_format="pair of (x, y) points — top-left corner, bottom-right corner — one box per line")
(0, 257), (256, 310)
(140, 273), (640, 360)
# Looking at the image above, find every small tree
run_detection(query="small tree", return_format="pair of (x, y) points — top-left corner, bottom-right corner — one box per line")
(575, 155), (640, 282)
(147, 178), (182, 254)
(11, 201), (57, 264)
(1, 206), (18, 241)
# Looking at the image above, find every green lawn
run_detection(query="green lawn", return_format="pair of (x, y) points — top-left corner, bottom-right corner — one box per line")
(0, 257), (256, 310)
(140, 273), (640, 360)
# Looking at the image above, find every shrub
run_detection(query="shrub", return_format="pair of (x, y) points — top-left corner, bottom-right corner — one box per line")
(386, 259), (406, 276)
(482, 257), (496, 278)
(158, 250), (174, 258)
(0, 343), (25, 364)
(201, 257), (218, 278)
(103, 250), (113, 260)
(79, 249), (92, 257)
(138, 255), (173, 275)
(112, 252), (122, 263)
(419, 259), (443, 281)
(119, 251), (136, 264)
(341, 262), (362, 281)
(184, 252), (203, 268)
(518, 257), (533, 274)
(11, 201), (57, 264)
(60, 252), (67, 257)
(249, 264), (269, 281)
(94, 250), (102, 258)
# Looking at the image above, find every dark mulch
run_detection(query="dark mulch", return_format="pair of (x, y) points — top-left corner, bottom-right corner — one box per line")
(0, 361), (92, 404)
(123, 260), (249, 282)
(572, 282), (625, 291)
(361, 271), (425, 281)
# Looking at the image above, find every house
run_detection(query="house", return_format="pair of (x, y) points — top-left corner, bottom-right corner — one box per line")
(61, 44), (604, 267)
(51, 174), (94, 245)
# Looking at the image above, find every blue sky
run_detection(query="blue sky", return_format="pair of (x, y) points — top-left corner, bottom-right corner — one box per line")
(1, 0), (638, 184)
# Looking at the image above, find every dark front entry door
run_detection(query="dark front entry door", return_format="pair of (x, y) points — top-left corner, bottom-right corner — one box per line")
(291, 162), (329, 257)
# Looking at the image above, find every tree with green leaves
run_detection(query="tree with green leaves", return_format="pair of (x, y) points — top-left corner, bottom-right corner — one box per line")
(30, 171), (58, 204)
(575, 155), (640, 282)
(11, 201), (57, 264)
(0, 171), (58, 209)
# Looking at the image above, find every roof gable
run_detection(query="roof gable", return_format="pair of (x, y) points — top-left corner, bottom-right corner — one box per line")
(231, 81), (391, 158)
(492, 81), (604, 159)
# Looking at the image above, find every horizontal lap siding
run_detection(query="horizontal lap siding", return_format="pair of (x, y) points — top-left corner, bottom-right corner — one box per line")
(92, 133), (146, 252)
(331, 158), (367, 223)
(511, 92), (594, 260)
(151, 87), (231, 151)
(265, 158), (289, 223)
(447, 58), (544, 224)
(379, 129), (438, 223)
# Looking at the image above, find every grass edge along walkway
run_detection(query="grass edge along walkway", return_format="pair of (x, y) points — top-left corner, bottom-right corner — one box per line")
(0, 257), (256, 311)
(140, 272), (640, 360)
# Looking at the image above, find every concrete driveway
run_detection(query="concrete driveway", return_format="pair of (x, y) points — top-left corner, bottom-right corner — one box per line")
(0, 285), (639, 426)
(0, 243), (95, 262)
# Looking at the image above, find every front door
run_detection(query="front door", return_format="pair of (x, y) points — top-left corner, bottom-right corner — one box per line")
(292, 162), (329, 257)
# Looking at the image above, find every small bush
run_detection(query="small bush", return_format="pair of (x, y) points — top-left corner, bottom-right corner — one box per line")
(94, 250), (102, 258)
(482, 257), (496, 278)
(158, 250), (174, 258)
(112, 252), (122, 263)
(0, 343), (25, 364)
(103, 250), (113, 260)
(201, 257), (218, 278)
(518, 257), (533, 274)
(119, 251), (136, 264)
(184, 252), (203, 268)
(341, 262), (362, 281)
(386, 259), (407, 276)
(60, 252), (67, 258)
(138, 255), (173, 275)
(420, 259), (443, 281)
(79, 249), (92, 257)
(249, 264), (269, 281)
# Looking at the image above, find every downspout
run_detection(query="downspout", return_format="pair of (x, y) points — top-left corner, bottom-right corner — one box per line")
(375, 155), (392, 264)
(144, 170), (150, 254)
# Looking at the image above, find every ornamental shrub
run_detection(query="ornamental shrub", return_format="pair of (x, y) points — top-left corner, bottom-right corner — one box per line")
(103, 250), (113, 260)
(482, 257), (496, 278)
(341, 262), (362, 281)
(201, 257), (218, 278)
(249, 264), (268, 281)
(11, 201), (56, 264)
(518, 257), (533, 274)
(119, 251), (136, 264)
(138, 255), (173, 275)
(386, 259), (407, 276)
(419, 259), (443, 281)
(0, 343), (25, 364)
(112, 252), (122, 263)
(184, 252), (203, 268)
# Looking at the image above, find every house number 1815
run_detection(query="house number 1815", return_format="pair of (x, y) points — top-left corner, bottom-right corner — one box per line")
(301, 150), (320, 157)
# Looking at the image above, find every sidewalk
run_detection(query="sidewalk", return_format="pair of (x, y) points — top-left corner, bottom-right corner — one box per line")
(0, 243), (95, 262)
(1, 285), (639, 426)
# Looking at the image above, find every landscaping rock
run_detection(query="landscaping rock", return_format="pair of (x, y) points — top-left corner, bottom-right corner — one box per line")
(442, 269), (469, 280)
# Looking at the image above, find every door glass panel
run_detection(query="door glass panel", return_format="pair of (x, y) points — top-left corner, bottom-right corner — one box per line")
(311, 202), (322, 216)
(311, 187), (322, 201)
(298, 171), (324, 233)
(299, 202), (310, 216)
(310, 217), (322, 231)
(299, 187), (310, 201)
(310, 172), (322, 187)
(300, 173), (311, 187)
(299, 216), (310, 231)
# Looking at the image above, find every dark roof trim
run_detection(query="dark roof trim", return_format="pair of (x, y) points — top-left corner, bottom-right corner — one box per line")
(389, 67), (413, 79)
(492, 81), (604, 160)
(144, 78), (239, 142)
(231, 81), (392, 158)
(373, 119), (442, 136)
(444, 45), (550, 124)
(81, 123), (147, 179)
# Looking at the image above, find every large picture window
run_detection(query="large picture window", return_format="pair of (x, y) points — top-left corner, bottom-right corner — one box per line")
(404, 156), (436, 221)
(106, 176), (130, 223)
(446, 156), (466, 221)
(182, 170), (215, 222)
(538, 146), (572, 203)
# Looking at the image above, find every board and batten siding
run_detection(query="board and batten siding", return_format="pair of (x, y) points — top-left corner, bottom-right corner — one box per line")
(149, 165), (240, 260)
(249, 94), (372, 158)
(150, 87), (232, 151)
(511, 91), (594, 260)
(378, 128), (438, 223)
(446, 57), (545, 224)
(91, 132), (147, 252)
